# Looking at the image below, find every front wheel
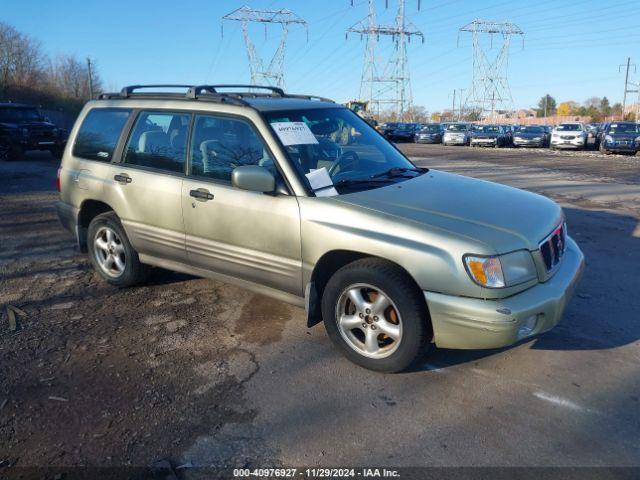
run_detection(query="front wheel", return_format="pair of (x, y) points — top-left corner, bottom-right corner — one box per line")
(321, 258), (431, 373)
(87, 212), (148, 287)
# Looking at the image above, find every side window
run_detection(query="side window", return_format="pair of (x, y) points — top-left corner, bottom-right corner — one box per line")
(123, 111), (190, 173)
(73, 108), (131, 161)
(189, 114), (276, 182)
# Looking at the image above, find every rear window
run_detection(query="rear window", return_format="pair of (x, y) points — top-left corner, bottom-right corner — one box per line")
(73, 108), (132, 161)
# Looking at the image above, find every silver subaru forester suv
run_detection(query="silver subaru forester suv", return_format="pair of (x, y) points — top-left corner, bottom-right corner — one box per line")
(56, 85), (584, 372)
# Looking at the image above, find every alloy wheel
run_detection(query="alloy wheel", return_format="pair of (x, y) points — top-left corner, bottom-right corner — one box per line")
(335, 283), (402, 359)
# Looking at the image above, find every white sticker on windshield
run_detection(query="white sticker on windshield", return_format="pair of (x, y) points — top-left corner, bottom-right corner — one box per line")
(271, 122), (319, 146)
(305, 167), (338, 197)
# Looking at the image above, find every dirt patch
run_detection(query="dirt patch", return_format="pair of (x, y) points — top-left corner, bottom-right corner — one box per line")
(0, 191), (264, 469)
(235, 295), (292, 346)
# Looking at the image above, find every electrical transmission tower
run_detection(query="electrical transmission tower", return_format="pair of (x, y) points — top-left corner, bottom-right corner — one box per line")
(221, 6), (307, 88)
(458, 19), (524, 122)
(346, 0), (424, 120)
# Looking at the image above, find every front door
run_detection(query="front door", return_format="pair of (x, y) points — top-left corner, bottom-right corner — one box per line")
(181, 113), (302, 296)
(104, 110), (190, 262)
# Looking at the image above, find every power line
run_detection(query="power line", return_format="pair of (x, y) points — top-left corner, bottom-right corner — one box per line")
(346, 0), (424, 120)
(619, 57), (637, 118)
(221, 6), (307, 88)
(459, 19), (524, 121)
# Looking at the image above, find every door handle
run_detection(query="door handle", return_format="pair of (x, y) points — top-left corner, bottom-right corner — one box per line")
(189, 189), (214, 201)
(114, 173), (132, 184)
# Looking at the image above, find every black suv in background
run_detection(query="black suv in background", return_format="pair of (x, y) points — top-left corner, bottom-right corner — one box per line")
(0, 103), (68, 160)
(598, 122), (640, 154)
(387, 123), (422, 142)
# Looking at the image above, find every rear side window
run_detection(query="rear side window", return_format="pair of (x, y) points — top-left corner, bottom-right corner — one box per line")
(73, 108), (131, 161)
(123, 111), (190, 174)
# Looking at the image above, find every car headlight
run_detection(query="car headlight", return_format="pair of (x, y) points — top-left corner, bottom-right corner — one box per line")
(464, 250), (537, 288)
(635, 136), (640, 143)
(605, 135), (613, 142)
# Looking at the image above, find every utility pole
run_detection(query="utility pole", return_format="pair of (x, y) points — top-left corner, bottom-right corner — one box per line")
(222, 6), (307, 88)
(619, 57), (636, 120)
(451, 89), (456, 120)
(458, 88), (465, 120)
(86, 57), (94, 100)
(347, 0), (424, 121)
(458, 19), (524, 122)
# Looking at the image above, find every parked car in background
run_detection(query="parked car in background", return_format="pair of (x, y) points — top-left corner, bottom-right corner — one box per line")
(414, 123), (444, 144)
(443, 123), (472, 146)
(54, 84), (584, 373)
(598, 122), (640, 154)
(512, 125), (550, 148)
(550, 122), (587, 150)
(379, 122), (400, 139)
(469, 125), (509, 148)
(388, 123), (422, 142)
(0, 103), (68, 160)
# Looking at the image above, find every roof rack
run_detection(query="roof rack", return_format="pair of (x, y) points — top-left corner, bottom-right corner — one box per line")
(98, 84), (335, 105)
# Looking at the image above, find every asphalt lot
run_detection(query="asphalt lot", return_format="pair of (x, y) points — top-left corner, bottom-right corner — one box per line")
(1, 145), (639, 472)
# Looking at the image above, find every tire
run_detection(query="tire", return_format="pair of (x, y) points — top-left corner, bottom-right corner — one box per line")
(321, 258), (431, 373)
(2, 144), (23, 161)
(87, 212), (148, 287)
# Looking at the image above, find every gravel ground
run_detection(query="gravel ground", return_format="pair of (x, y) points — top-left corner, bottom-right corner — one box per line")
(0, 147), (639, 475)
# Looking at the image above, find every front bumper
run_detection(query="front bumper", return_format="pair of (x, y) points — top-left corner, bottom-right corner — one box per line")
(471, 138), (497, 146)
(443, 137), (467, 145)
(602, 142), (639, 153)
(415, 136), (440, 144)
(551, 138), (584, 149)
(513, 139), (544, 147)
(424, 237), (584, 350)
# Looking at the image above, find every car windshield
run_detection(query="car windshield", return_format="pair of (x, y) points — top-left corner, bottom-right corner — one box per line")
(520, 126), (544, 133)
(396, 123), (414, 130)
(609, 123), (639, 134)
(421, 125), (441, 133)
(474, 126), (500, 133)
(264, 107), (422, 195)
(0, 107), (41, 123)
(556, 124), (582, 131)
(447, 124), (468, 132)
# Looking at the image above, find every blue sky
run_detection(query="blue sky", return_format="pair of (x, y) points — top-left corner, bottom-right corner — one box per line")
(3, 0), (640, 112)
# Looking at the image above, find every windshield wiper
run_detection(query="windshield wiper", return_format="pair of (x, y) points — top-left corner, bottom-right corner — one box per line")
(369, 167), (425, 179)
(334, 177), (396, 188)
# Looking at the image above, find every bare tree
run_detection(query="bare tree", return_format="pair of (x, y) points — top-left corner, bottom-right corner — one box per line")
(0, 22), (45, 93)
(48, 55), (102, 101)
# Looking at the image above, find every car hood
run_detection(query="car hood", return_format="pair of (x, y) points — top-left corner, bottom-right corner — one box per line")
(472, 133), (499, 138)
(334, 170), (563, 253)
(609, 132), (638, 139)
(515, 132), (544, 138)
(554, 130), (582, 135)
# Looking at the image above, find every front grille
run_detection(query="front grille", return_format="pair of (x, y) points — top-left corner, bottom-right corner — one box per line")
(539, 223), (567, 273)
(30, 127), (54, 138)
(560, 135), (575, 140)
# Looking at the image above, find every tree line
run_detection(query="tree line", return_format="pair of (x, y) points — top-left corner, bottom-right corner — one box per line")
(535, 94), (631, 121)
(0, 21), (102, 112)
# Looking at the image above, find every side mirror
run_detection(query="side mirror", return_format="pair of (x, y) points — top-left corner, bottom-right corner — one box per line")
(232, 165), (276, 193)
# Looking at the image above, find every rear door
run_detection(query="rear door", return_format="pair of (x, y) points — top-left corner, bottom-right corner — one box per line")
(103, 110), (190, 262)
(181, 113), (302, 296)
